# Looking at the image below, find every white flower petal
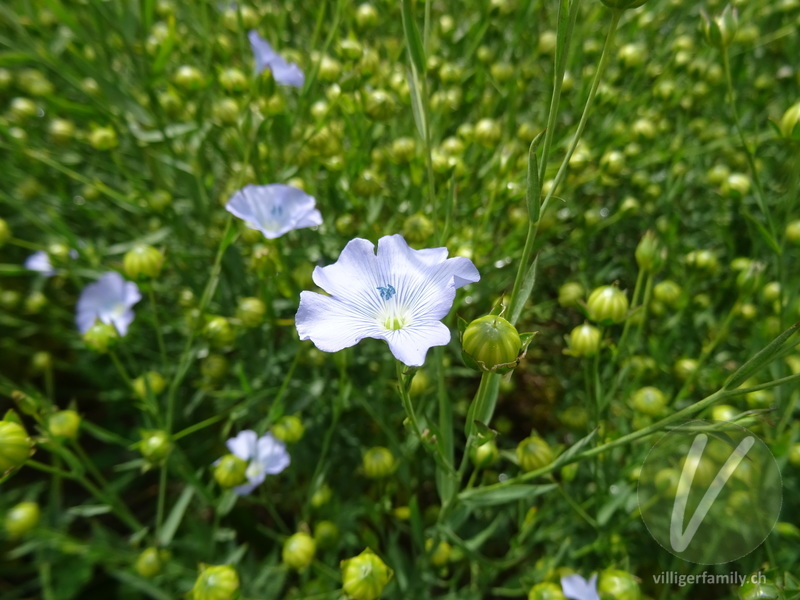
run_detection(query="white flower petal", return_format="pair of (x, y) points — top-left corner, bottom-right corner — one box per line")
(296, 290), (382, 353)
(561, 574), (600, 600)
(256, 433), (291, 475)
(382, 320), (452, 366)
(25, 251), (56, 277)
(233, 480), (258, 496)
(226, 430), (258, 461)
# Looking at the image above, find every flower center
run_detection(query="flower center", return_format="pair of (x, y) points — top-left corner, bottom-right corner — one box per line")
(377, 284), (396, 301)
(245, 461), (264, 480)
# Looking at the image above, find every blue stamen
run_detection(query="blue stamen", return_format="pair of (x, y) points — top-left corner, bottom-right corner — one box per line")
(377, 284), (396, 301)
(271, 205), (283, 217)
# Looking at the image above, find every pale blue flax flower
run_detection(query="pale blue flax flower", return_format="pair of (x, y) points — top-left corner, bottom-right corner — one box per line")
(225, 183), (322, 239)
(25, 251), (56, 277)
(226, 430), (290, 495)
(295, 234), (480, 367)
(561, 573), (600, 600)
(248, 30), (304, 87)
(76, 271), (141, 336)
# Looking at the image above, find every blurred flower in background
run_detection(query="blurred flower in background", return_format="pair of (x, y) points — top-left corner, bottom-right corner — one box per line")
(248, 30), (304, 87)
(24, 251), (55, 277)
(224, 430), (290, 495)
(561, 573), (600, 600)
(225, 184), (322, 239)
(75, 271), (141, 335)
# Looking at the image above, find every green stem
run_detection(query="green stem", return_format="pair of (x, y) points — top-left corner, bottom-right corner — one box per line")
(616, 268), (645, 357)
(396, 361), (425, 444)
(148, 287), (167, 365)
(720, 47), (776, 241)
(508, 9), (621, 323)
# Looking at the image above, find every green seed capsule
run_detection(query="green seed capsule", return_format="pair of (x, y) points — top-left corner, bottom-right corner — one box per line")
(132, 372), (166, 399)
(462, 315), (521, 372)
(587, 285), (629, 324)
(213, 454), (247, 489)
(568, 324), (601, 357)
(123, 245), (164, 279)
(192, 564), (239, 600)
(313, 520), (339, 549)
(48, 410), (81, 440)
(4, 501), (40, 538)
(83, 321), (119, 353)
(516, 435), (554, 472)
(528, 582), (567, 600)
(341, 548), (393, 600)
(271, 415), (305, 444)
(630, 387), (666, 417)
(598, 569), (641, 600)
(135, 547), (169, 578)
(470, 439), (499, 469)
(0, 421), (31, 471)
(738, 578), (782, 600)
(139, 430), (172, 464)
(362, 447), (395, 479)
(282, 532), (316, 570)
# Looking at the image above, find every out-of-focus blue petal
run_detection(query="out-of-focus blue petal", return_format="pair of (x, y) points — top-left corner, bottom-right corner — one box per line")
(248, 30), (305, 87)
(225, 183), (321, 239)
(25, 251), (56, 277)
(75, 271), (141, 335)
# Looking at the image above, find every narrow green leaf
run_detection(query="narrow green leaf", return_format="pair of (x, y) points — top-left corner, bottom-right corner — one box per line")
(157, 484), (193, 546)
(400, 0), (426, 76)
(460, 483), (557, 507)
(509, 254), (539, 325)
(725, 321), (800, 390)
(551, 428), (598, 470)
(406, 67), (427, 141)
(109, 570), (172, 600)
(66, 504), (113, 518)
(596, 481), (631, 527)
(408, 496), (425, 550)
(527, 131), (545, 223)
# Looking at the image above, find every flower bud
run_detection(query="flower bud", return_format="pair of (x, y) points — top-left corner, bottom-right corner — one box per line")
(213, 98), (240, 126)
(785, 220), (800, 244)
(653, 280), (682, 308)
(311, 483), (332, 508)
(558, 282), (584, 307)
(568, 324), (601, 357)
(81, 321), (119, 353)
(31, 351), (52, 373)
(425, 538), (451, 567)
(722, 173), (751, 199)
(88, 127), (118, 151)
(4, 501), (40, 538)
(48, 118), (76, 144)
(630, 387), (666, 417)
(365, 89), (396, 121)
(788, 443), (800, 467)
(684, 249), (719, 273)
(200, 354), (229, 382)
(712, 404), (738, 422)
(132, 371), (166, 399)
(674, 358), (698, 381)
(235, 297), (266, 328)
(355, 3), (378, 29)
(314, 520), (339, 549)
(341, 548), (393, 600)
(587, 285), (629, 324)
(470, 439), (499, 469)
(271, 415), (305, 443)
(598, 569), (641, 600)
(135, 547), (170, 578)
(139, 430), (172, 464)
(213, 454), (247, 488)
(462, 315), (521, 372)
(174, 65), (205, 91)
(779, 101), (800, 139)
(474, 118), (501, 148)
(701, 5), (738, 49)
(0, 218), (10, 246)
(738, 577), (782, 600)
(528, 582), (566, 600)
(283, 532), (316, 570)
(635, 231), (665, 272)
(218, 68), (248, 93)
(192, 564), (239, 600)
(203, 316), (235, 347)
(9, 97), (38, 122)
(516, 435), (554, 472)
(363, 446), (396, 479)
(402, 213), (434, 243)
(0, 420), (31, 471)
(389, 137), (416, 163)
(123, 244), (164, 279)
(48, 410), (81, 440)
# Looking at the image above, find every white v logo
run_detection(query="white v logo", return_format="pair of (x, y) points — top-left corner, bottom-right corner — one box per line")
(670, 433), (755, 552)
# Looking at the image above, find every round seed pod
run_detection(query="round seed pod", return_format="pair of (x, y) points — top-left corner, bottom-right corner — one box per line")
(462, 315), (521, 372)
(192, 564), (239, 600)
(341, 548), (393, 600)
(282, 532), (316, 570)
(516, 435), (554, 472)
(4, 501), (40, 539)
(0, 421), (31, 471)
